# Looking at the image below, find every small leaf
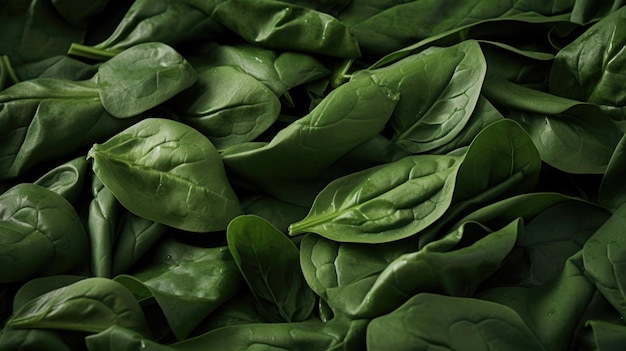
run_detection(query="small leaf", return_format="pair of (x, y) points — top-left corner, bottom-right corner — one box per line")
(97, 42), (197, 118)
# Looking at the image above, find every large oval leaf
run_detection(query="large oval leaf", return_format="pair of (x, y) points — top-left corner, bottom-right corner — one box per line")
(289, 154), (463, 243)
(228, 215), (316, 322)
(87, 118), (243, 232)
(97, 42), (197, 118)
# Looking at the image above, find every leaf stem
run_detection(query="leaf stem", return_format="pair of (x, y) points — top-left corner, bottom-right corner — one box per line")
(1, 55), (20, 84)
(67, 43), (121, 61)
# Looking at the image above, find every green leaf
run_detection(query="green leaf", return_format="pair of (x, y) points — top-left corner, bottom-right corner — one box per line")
(479, 253), (596, 351)
(289, 153), (463, 243)
(222, 75), (399, 206)
(550, 6), (626, 118)
(583, 203), (626, 317)
(484, 78), (622, 174)
(0, 183), (88, 283)
(367, 293), (547, 351)
(300, 219), (519, 319)
(0, 78), (136, 180)
(213, 0), (361, 58)
(88, 118), (243, 232)
(88, 176), (120, 278)
(355, 40), (486, 154)
(8, 277), (150, 335)
(111, 212), (167, 276)
(587, 320), (626, 351)
(190, 43), (330, 97)
(227, 215), (316, 322)
(115, 239), (243, 340)
(86, 325), (176, 351)
(171, 316), (368, 351)
(96, 42), (197, 118)
(599, 133), (626, 210)
(33, 156), (89, 204)
(173, 66), (281, 149)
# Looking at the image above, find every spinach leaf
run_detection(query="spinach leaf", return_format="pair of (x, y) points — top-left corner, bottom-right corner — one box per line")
(599, 133), (626, 210)
(7, 277), (151, 335)
(240, 194), (310, 233)
(367, 293), (547, 351)
(171, 316), (368, 351)
(14, 55), (97, 82)
(173, 66), (280, 149)
(479, 253), (596, 351)
(583, 203), (626, 317)
(222, 75), (399, 206)
(300, 219), (519, 319)
(51, 0), (110, 28)
(484, 78), (622, 174)
(586, 320), (626, 351)
(0, 77), (138, 180)
(0, 328), (72, 351)
(289, 153), (463, 243)
(88, 176), (120, 278)
(86, 325), (176, 351)
(0, 184), (88, 283)
(485, 200), (611, 287)
(115, 239), (242, 340)
(354, 40), (486, 154)
(0, 0), (85, 65)
(87, 118), (243, 232)
(111, 212), (167, 276)
(33, 156), (89, 204)
(213, 0), (361, 58)
(550, 6), (626, 119)
(339, 1), (574, 56)
(69, 0), (226, 60)
(227, 215), (316, 322)
(188, 43), (330, 97)
(96, 42), (197, 118)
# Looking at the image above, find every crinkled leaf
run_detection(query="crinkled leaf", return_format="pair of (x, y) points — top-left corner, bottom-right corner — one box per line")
(34, 156), (89, 204)
(87, 118), (243, 232)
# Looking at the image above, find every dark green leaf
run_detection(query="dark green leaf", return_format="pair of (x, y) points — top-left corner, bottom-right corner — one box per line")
(367, 293), (547, 351)
(33, 156), (89, 204)
(115, 239), (243, 340)
(0, 184), (88, 283)
(8, 277), (151, 335)
(227, 215), (316, 322)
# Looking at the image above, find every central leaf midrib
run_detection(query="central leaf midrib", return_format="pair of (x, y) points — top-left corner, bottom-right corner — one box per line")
(95, 150), (233, 203)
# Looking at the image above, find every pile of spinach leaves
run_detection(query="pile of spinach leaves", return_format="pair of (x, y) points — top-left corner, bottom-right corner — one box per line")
(2, 0), (626, 350)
